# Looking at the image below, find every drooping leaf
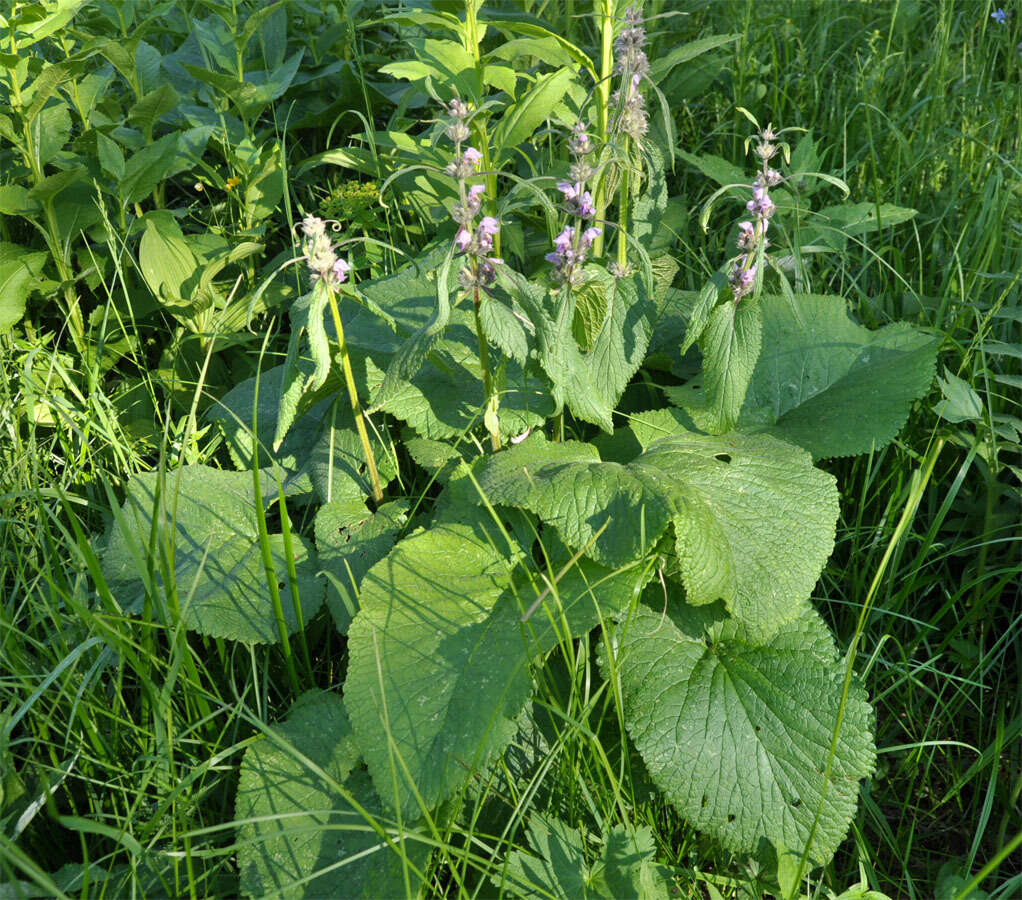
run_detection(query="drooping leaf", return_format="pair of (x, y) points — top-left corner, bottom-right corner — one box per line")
(120, 132), (181, 204)
(372, 247), (457, 408)
(604, 599), (875, 866)
(669, 293), (938, 459)
(480, 291), (532, 365)
(695, 299), (763, 433)
(344, 521), (645, 819)
(811, 201), (917, 248)
(100, 465), (323, 643)
(473, 431), (838, 634)
(306, 403), (397, 504)
(648, 34), (741, 85)
(933, 368), (983, 423)
(236, 690), (430, 899)
(314, 499), (409, 634)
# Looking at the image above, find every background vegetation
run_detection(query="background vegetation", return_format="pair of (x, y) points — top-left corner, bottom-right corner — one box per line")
(0, 0), (1018, 897)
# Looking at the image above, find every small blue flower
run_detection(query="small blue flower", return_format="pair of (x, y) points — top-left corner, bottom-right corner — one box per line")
(991, 8), (1007, 23)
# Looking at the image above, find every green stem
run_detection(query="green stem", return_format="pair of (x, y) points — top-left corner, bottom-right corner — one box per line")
(326, 284), (384, 501)
(617, 134), (630, 269)
(473, 286), (501, 451)
(591, 0), (616, 260)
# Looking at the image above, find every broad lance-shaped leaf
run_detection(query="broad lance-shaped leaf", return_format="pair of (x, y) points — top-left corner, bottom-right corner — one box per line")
(273, 282), (333, 450)
(603, 599), (875, 866)
(472, 432), (838, 635)
(696, 298), (763, 434)
(668, 293), (938, 459)
(100, 466), (323, 643)
(314, 498), (409, 634)
(501, 266), (654, 432)
(236, 690), (430, 899)
(344, 521), (648, 819)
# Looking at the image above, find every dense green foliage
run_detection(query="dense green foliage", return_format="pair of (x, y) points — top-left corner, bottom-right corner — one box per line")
(1, 1), (1018, 899)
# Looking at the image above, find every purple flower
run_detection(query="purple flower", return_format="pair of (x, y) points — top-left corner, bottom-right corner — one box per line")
(463, 147), (482, 168)
(477, 216), (499, 251)
(991, 8), (1007, 23)
(468, 184), (485, 199)
(332, 257), (351, 283)
(582, 226), (601, 247)
(729, 257), (757, 300)
(557, 181), (581, 200)
(455, 227), (471, 251)
(737, 221), (755, 250)
(746, 183), (776, 219)
(554, 226), (574, 254)
(557, 181), (596, 219)
(568, 122), (592, 157)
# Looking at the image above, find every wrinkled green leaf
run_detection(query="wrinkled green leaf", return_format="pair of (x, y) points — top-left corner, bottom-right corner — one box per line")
(344, 521), (646, 818)
(696, 299), (763, 433)
(473, 431), (838, 634)
(502, 266), (654, 432)
(605, 600), (875, 865)
(499, 815), (672, 900)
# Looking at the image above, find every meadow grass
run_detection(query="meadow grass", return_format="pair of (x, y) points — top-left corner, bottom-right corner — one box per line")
(1, 1), (1019, 897)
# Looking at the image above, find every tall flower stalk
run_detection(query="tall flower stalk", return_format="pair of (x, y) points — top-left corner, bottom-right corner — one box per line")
(609, 5), (650, 272)
(443, 100), (504, 451)
(728, 126), (781, 303)
(301, 216), (384, 502)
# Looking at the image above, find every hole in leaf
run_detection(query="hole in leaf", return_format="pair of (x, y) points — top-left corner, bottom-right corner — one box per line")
(791, 798), (802, 808)
(726, 814), (735, 823)
(358, 463), (367, 475)
(714, 453), (732, 464)
(692, 384), (701, 390)
(754, 725), (761, 734)
(277, 580), (285, 590)
(701, 795), (708, 808)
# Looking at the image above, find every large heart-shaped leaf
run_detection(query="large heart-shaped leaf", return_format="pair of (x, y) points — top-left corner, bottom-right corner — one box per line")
(603, 599), (875, 865)
(100, 465), (323, 643)
(668, 294), (938, 459)
(472, 432), (838, 635)
(344, 521), (647, 819)
(236, 691), (430, 899)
